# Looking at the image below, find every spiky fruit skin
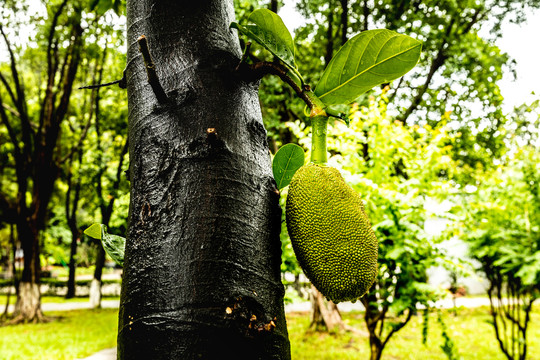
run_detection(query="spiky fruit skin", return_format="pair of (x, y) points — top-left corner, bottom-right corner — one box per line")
(286, 164), (378, 303)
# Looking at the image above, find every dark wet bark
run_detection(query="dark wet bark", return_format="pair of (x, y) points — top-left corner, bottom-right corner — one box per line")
(118, 1), (290, 359)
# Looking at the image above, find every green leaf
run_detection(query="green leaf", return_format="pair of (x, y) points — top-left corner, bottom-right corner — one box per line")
(315, 29), (422, 105)
(231, 9), (296, 71)
(84, 223), (125, 266)
(84, 223), (102, 240)
(272, 143), (305, 190)
(102, 231), (126, 267)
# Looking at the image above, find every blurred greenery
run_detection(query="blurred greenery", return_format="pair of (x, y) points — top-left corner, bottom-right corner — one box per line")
(1, 0), (540, 358)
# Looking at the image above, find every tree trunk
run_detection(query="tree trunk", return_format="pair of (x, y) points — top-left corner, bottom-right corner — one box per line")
(2, 224), (18, 320)
(89, 44), (126, 309)
(90, 246), (106, 308)
(309, 285), (345, 332)
(369, 340), (383, 360)
(117, 1), (290, 359)
(65, 151), (83, 299)
(14, 221), (42, 322)
(65, 232), (78, 299)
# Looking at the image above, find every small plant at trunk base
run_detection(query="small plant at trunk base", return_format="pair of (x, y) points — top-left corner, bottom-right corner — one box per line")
(232, 9), (421, 303)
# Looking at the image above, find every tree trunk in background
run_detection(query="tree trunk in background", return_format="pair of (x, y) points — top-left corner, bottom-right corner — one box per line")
(14, 221), (42, 322)
(65, 232), (79, 299)
(90, 247), (106, 308)
(309, 285), (345, 332)
(66, 151), (83, 299)
(90, 47), (108, 310)
(118, 1), (290, 358)
(0, 1), (84, 321)
(88, 44), (128, 309)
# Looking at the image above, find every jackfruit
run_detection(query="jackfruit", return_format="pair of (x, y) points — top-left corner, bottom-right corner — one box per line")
(286, 163), (378, 303)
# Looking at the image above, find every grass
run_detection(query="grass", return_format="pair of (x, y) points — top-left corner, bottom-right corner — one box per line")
(1, 304), (539, 359)
(288, 305), (540, 360)
(0, 309), (118, 360)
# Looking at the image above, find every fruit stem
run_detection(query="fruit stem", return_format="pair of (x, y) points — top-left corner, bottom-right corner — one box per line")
(310, 116), (328, 164)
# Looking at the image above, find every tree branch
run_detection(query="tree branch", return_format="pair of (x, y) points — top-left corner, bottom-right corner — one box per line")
(137, 35), (168, 103)
(0, 71), (18, 109)
(55, 25), (84, 125)
(0, 25), (32, 143)
(237, 60), (316, 111)
(0, 25), (25, 112)
(398, 17), (455, 124)
(339, 0), (348, 45)
(79, 77), (125, 90)
(0, 93), (21, 158)
(46, 0), (69, 82)
(60, 40), (108, 164)
(381, 308), (413, 349)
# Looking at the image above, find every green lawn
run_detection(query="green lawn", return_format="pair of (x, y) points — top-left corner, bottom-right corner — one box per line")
(0, 309), (118, 360)
(1, 305), (539, 359)
(288, 305), (540, 360)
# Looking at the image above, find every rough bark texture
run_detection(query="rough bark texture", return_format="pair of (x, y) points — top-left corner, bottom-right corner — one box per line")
(118, 1), (290, 359)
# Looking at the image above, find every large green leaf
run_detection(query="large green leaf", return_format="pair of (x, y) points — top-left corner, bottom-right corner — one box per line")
(272, 143), (305, 190)
(102, 232), (126, 267)
(314, 29), (422, 105)
(231, 9), (296, 71)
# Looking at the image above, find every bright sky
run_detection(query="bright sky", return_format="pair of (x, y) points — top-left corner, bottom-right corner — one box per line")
(493, 9), (540, 111)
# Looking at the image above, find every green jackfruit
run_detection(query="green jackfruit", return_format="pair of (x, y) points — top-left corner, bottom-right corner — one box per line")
(286, 164), (378, 303)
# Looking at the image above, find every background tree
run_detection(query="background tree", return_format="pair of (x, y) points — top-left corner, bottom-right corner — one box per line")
(347, 98), (458, 360)
(61, 46), (107, 299)
(292, 0), (540, 173)
(0, 0), (126, 321)
(458, 142), (540, 360)
(0, 0), (86, 322)
(82, 30), (129, 309)
(63, 149), (83, 299)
